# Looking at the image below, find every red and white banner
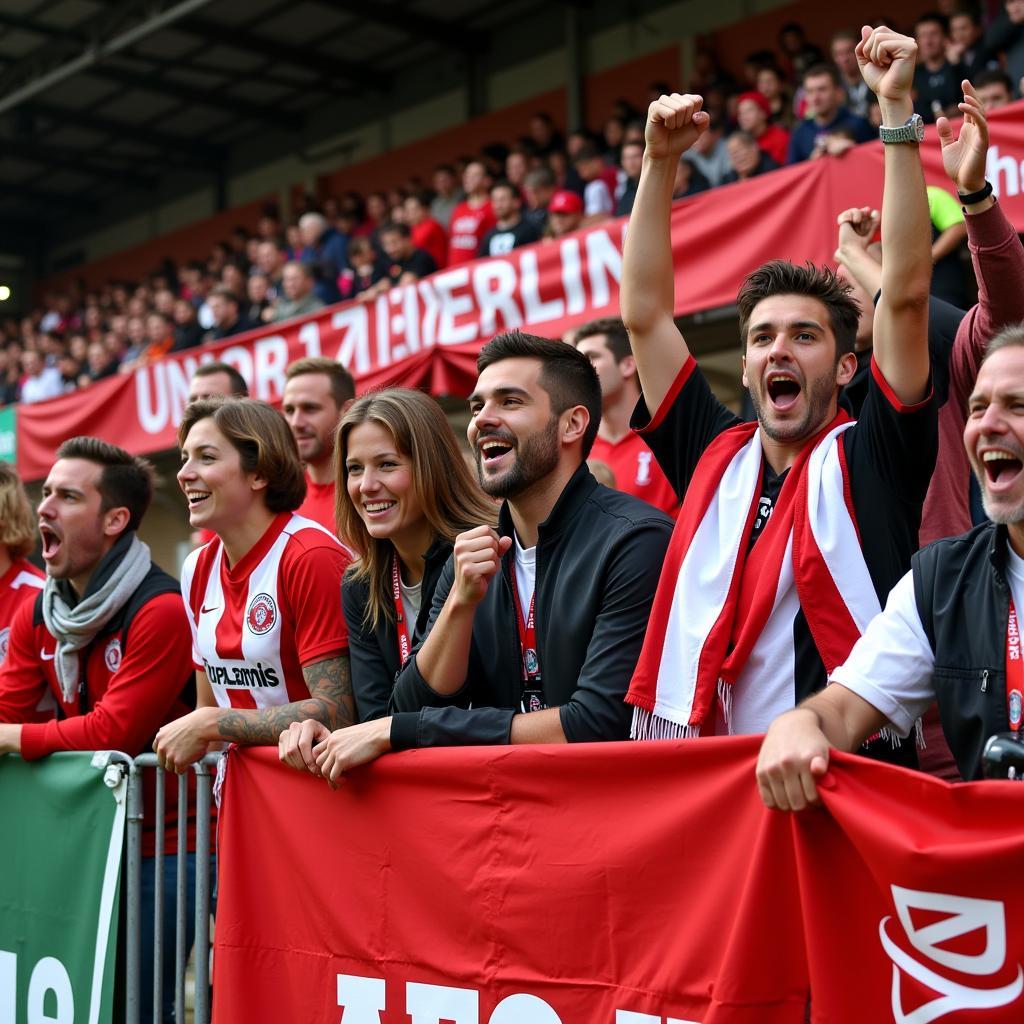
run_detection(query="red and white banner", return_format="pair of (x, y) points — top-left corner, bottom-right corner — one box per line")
(16, 102), (1024, 481)
(214, 740), (1024, 1024)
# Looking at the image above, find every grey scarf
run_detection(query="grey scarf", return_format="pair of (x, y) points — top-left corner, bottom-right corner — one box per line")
(41, 533), (152, 703)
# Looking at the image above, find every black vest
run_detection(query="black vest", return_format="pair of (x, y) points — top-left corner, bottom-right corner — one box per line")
(913, 522), (1015, 780)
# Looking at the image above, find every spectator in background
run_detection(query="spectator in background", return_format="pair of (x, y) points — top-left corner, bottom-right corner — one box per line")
(505, 149), (529, 192)
(82, 340), (119, 385)
(480, 181), (540, 257)
(121, 315), (148, 367)
(757, 65), (796, 128)
(914, 13), (963, 122)
(203, 287), (257, 344)
(172, 298), (203, 352)
(448, 161), (496, 265)
(545, 189), (584, 238)
(272, 262), (325, 323)
(403, 192), (447, 271)
(523, 166), (557, 234)
(528, 111), (564, 157)
(299, 212), (348, 305)
(615, 139), (644, 217)
(673, 155), (710, 199)
(187, 362), (248, 403)
(0, 350), (17, 405)
(735, 91), (790, 166)
(19, 349), (62, 404)
(778, 21), (823, 79)
(573, 143), (616, 223)
(986, 0), (1024, 99)
(339, 237), (383, 302)
(788, 64), (873, 163)
(246, 273), (273, 324)
(574, 318), (678, 515)
(281, 357), (355, 535)
(683, 119), (731, 186)
(974, 68), (1013, 109)
(947, 7), (993, 81)
(374, 223), (436, 291)
(927, 185), (969, 308)
(0, 462), (44, 659)
(144, 312), (175, 363)
(56, 350), (80, 393)
(831, 29), (873, 119)
(255, 240), (285, 299)
(723, 130), (780, 183)
(429, 165), (462, 229)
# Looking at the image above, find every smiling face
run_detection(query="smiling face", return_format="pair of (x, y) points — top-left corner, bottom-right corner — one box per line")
(344, 420), (425, 547)
(177, 417), (265, 531)
(282, 372), (340, 470)
(966, 346), (1024, 527)
(468, 357), (561, 499)
(38, 458), (120, 589)
(742, 294), (851, 445)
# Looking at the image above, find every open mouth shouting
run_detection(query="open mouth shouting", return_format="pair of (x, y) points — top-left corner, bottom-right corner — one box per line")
(765, 370), (802, 413)
(38, 523), (63, 563)
(980, 447), (1024, 494)
(477, 434), (516, 470)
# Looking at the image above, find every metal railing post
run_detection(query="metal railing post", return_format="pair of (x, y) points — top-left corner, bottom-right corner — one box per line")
(153, 764), (165, 1024)
(124, 758), (143, 1024)
(175, 771), (188, 1024)
(193, 758), (214, 1024)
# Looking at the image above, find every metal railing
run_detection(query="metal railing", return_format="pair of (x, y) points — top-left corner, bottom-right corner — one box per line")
(95, 750), (222, 1024)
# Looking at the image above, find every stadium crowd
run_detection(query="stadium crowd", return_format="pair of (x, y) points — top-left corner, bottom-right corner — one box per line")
(3, 16), (1024, 1021)
(5, 5), (1024, 410)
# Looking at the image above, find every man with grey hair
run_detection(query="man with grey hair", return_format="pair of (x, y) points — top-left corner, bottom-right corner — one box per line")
(298, 211), (348, 305)
(758, 329), (1024, 794)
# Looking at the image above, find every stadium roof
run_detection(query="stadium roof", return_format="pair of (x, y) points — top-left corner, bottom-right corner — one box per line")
(0, 0), (625, 263)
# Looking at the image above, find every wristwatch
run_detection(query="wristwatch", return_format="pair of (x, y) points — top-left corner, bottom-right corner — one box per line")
(879, 113), (925, 145)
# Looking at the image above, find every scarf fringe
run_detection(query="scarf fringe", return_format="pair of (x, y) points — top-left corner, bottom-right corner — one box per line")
(717, 678), (733, 735)
(875, 718), (926, 750)
(631, 706), (702, 741)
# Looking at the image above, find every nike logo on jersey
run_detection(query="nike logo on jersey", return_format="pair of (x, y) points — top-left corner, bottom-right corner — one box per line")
(40, 650), (55, 661)
(201, 604), (220, 614)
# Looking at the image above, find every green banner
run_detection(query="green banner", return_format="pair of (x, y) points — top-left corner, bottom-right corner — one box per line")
(0, 751), (125, 1024)
(0, 405), (14, 466)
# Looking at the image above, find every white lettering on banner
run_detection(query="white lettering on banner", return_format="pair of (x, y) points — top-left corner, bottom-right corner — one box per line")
(434, 268), (478, 345)
(418, 278), (439, 350)
(219, 345), (254, 389)
(560, 238), (586, 316)
(336, 973), (385, 1022)
(405, 981), (479, 1023)
(253, 335), (289, 401)
(520, 249), (564, 323)
(27, 956), (73, 1024)
(586, 228), (624, 310)
(298, 319), (321, 358)
(396, 284), (418, 360)
(331, 307), (371, 375)
(136, 362), (169, 435)
(165, 357), (196, 426)
(879, 885), (1024, 1024)
(987, 146), (1024, 199)
(375, 293), (392, 368)
(489, 993), (563, 1023)
(474, 259), (524, 337)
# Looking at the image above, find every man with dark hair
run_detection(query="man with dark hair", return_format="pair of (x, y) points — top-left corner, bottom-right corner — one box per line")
(974, 68), (1013, 110)
(479, 181), (540, 256)
(621, 27), (937, 755)
(523, 166), (557, 233)
(376, 222), (436, 287)
(203, 286), (257, 343)
(0, 437), (197, 1022)
(447, 161), (495, 266)
(188, 361), (249, 402)
(758, 328), (1024, 794)
(615, 139), (645, 217)
(913, 12), (963, 122)
(282, 356), (355, 535)
(285, 330), (673, 778)
(788, 63), (873, 162)
(574, 317), (678, 514)
(832, 28), (873, 118)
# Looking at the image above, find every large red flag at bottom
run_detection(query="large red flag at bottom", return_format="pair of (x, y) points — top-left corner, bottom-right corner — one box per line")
(212, 740), (1024, 1024)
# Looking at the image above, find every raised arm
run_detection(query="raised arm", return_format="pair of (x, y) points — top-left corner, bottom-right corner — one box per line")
(859, 26), (931, 405)
(620, 94), (708, 413)
(835, 205), (882, 298)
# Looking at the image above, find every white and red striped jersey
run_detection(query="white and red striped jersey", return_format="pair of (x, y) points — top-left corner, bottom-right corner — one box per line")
(0, 558), (45, 664)
(181, 512), (350, 710)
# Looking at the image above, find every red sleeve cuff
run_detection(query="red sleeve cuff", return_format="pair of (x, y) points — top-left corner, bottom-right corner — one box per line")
(18, 721), (54, 760)
(870, 356), (932, 413)
(637, 356), (698, 434)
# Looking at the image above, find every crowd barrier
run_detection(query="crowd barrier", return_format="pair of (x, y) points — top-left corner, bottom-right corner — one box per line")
(0, 750), (220, 1024)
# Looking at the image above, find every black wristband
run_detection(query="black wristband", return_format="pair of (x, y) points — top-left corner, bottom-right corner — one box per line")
(957, 180), (994, 206)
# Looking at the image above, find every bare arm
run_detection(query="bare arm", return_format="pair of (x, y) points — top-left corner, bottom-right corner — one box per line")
(509, 707), (567, 744)
(860, 26), (931, 405)
(620, 94), (707, 414)
(755, 685), (889, 811)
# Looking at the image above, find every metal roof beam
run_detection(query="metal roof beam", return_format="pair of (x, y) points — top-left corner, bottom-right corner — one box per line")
(2, 137), (158, 189)
(311, 0), (480, 52)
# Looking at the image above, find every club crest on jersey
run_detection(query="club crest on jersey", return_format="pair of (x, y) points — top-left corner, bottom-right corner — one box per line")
(0, 627), (9, 663)
(246, 593), (278, 635)
(104, 638), (122, 673)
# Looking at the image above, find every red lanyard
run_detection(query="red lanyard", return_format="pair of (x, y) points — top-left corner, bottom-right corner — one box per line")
(508, 568), (540, 683)
(1008, 597), (1023, 734)
(391, 554), (412, 666)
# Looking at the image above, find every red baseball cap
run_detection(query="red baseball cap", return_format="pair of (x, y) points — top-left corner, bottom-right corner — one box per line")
(548, 189), (584, 215)
(737, 90), (771, 116)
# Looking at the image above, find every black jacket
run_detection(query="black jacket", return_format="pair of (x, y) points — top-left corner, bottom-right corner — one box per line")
(913, 522), (1016, 779)
(343, 538), (453, 723)
(389, 465), (673, 749)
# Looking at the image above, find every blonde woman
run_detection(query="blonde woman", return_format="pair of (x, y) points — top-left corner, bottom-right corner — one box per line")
(0, 462), (44, 662)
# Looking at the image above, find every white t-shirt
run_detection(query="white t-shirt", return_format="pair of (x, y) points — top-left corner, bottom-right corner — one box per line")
(832, 546), (1024, 736)
(513, 535), (537, 620)
(399, 575), (422, 628)
(583, 178), (613, 217)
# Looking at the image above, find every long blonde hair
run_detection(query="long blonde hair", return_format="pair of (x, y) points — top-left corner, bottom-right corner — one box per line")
(0, 461), (35, 559)
(334, 389), (495, 629)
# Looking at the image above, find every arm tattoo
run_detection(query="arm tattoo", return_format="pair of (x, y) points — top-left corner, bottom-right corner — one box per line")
(215, 653), (356, 744)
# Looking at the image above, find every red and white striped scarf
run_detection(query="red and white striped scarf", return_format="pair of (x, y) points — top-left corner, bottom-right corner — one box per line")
(627, 411), (882, 737)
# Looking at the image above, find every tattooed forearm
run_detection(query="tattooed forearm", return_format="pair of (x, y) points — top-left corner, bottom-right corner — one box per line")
(215, 653), (355, 745)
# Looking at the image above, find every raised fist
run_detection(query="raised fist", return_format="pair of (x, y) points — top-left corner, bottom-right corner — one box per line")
(856, 25), (917, 103)
(644, 93), (710, 160)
